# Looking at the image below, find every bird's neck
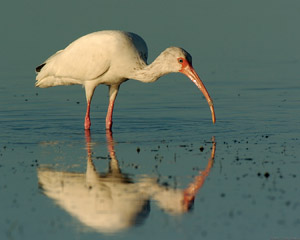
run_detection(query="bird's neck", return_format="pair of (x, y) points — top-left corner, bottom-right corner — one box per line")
(130, 54), (171, 83)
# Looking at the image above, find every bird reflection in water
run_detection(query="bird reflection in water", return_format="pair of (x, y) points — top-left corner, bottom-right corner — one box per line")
(37, 131), (216, 233)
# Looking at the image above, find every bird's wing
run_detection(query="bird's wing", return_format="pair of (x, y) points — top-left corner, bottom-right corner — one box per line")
(128, 32), (148, 63)
(36, 39), (110, 87)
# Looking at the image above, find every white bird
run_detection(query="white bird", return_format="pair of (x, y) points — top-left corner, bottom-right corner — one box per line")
(35, 30), (216, 130)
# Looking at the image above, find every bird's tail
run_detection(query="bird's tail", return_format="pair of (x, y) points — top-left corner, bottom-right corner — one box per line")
(35, 74), (81, 88)
(35, 50), (64, 88)
(36, 63), (46, 73)
(35, 75), (54, 88)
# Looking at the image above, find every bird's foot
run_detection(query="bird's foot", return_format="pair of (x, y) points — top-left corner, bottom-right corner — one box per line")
(105, 120), (112, 131)
(84, 117), (91, 130)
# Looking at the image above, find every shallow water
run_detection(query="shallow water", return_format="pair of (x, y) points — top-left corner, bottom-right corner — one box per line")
(1, 0), (300, 239)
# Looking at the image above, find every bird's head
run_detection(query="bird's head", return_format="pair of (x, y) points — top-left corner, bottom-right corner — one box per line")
(158, 47), (192, 72)
(160, 47), (216, 124)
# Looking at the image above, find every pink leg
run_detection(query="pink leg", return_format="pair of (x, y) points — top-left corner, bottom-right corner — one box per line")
(106, 100), (115, 130)
(84, 101), (91, 130)
(105, 85), (119, 130)
(84, 84), (96, 130)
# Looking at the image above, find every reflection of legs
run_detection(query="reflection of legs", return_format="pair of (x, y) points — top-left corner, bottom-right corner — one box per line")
(85, 130), (92, 157)
(105, 130), (121, 174)
(84, 129), (121, 182)
(84, 129), (98, 183)
(106, 85), (119, 130)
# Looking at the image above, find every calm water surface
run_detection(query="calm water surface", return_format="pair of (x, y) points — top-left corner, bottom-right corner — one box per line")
(0, 0), (300, 239)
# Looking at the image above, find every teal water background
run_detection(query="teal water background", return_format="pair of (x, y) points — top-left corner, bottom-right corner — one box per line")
(0, 1), (299, 239)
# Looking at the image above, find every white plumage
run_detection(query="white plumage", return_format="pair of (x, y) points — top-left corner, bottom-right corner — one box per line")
(36, 30), (215, 130)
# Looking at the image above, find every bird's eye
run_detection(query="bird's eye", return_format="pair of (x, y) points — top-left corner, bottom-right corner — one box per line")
(178, 58), (184, 63)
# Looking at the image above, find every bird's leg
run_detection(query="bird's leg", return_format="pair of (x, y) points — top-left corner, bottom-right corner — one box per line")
(84, 101), (91, 130)
(106, 100), (114, 130)
(106, 85), (119, 130)
(84, 84), (95, 130)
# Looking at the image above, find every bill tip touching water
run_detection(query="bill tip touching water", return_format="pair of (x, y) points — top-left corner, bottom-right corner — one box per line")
(35, 30), (216, 130)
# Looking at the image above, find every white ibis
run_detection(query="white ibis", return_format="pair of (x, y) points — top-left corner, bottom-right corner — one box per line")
(36, 30), (216, 130)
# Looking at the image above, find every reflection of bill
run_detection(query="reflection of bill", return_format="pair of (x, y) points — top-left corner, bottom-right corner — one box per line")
(38, 130), (216, 233)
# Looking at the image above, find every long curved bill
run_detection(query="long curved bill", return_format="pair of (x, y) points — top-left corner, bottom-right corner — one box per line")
(180, 63), (216, 124)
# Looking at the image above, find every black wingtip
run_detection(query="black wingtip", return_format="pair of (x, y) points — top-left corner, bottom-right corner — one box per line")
(35, 63), (46, 72)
